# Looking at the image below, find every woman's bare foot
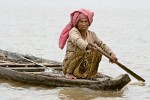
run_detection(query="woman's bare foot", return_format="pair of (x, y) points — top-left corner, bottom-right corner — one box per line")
(65, 73), (76, 79)
(96, 72), (104, 78)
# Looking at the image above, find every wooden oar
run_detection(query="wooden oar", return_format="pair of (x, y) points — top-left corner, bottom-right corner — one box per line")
(19, 56), (53, 72)
(89, 43), (145, 82)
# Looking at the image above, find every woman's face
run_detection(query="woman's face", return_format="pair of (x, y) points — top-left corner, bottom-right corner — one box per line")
(76, 18), (89, 31)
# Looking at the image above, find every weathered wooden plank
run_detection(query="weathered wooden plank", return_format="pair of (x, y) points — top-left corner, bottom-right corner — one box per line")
(6, 67), (62, 72)
(0, 60), (16, 64)
(23, 72), (43, 75)
(0, 63), (62, 67)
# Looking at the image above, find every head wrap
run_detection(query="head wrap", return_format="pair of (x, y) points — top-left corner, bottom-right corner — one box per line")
(72, 13), (87, 27)
(59, 8), (94, 49)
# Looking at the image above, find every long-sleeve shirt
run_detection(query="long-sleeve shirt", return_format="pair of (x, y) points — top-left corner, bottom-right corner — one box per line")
(63, 27), (113, 60)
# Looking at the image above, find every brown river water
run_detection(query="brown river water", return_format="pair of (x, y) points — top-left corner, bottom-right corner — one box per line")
(0, 0), (150, 100)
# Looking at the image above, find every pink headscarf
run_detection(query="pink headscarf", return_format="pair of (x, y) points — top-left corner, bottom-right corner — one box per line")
(59, 8), (94, 49)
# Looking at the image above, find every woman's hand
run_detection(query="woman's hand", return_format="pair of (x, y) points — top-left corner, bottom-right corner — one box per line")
(86, 44), (97, 51)
(109, 52), (118, 63)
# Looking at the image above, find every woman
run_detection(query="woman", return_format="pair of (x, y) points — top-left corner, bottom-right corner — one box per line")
(59, 8), (117, 79)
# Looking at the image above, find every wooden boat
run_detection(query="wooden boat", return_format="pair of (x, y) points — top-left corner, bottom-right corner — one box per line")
(0, 49), (131, 91)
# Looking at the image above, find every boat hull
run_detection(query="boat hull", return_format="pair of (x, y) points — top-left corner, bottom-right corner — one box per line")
(0, 49), (131, 91)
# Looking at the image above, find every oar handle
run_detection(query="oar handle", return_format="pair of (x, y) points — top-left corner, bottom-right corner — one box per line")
(89, 43), (145, 82)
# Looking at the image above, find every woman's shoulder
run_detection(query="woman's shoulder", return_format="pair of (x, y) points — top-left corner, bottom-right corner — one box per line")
(69, 27), (80, 35)
(87, 30), (96, 35)
(70, 27), (79, 32)
(70, 27), (96, 36)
